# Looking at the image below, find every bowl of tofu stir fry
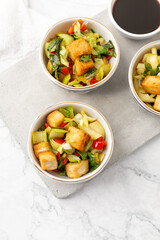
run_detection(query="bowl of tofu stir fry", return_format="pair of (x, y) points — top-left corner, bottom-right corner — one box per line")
(28, 102), (114, 182)
(40, 17), (120, 91)
(129, 41), (160, 116)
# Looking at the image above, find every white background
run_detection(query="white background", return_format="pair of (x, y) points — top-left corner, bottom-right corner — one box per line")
(0, 0), (160, 239)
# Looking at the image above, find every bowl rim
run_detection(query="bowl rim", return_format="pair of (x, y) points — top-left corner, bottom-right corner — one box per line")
(108, 0), (160, 39)
(128, 40), (160, 116)
(27, 101), (114, 183)
(39, 17), (120, 91)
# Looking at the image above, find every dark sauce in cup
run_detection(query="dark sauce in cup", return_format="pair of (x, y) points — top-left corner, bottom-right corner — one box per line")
(113, 0), (160, 34)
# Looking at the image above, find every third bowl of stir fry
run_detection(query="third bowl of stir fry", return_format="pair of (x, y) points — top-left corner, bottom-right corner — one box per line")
(129, 41), (160, 116)
(40, 18), (120, 91)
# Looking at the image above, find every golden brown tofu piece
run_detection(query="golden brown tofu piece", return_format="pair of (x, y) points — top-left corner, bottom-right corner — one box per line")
(66, 126), (90, 152)
(66, 38), (92, 61)
(153, 95), (160, 111)
(75, 58), (94, 76)
(47, 110), (64, 127)
(33, 142), (52, 158)
(141, 76), (160, 95)
(39, 151), (58, 171)
(65, 160), (89, 178)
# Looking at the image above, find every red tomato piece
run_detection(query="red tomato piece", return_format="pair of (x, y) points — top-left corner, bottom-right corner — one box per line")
(68, 26), (74, 34)
(102, 141), (107, 147)
(75, 152), (80, 156)
(61, 67), (69, 75)
(92, 141), (104, 150)
(81, 24), (87, 31)
(57, 152), (61, 161)
(53, 169), (59, 172)
(73, 19), (83, 26)
(69, 63), (73, 69)
(59, 122), (68, 127)
(106, 49), (112, 60)
(96, 136), (104, 141)
(90, 77), (98, 85)
(55, 138), (65, 144)
(50, 51), (56, 54)
(63, 154), (68, 165)
(107, 55), (112, 60)
(45, 123), (51, 128)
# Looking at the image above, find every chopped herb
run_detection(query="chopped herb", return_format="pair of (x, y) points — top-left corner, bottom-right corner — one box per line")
(76, 150), (88, 160)
(89, 28), (95, 33)
(50, 54), (60, 73)
(59, 106), (74, 118)
(85, 67), (97, 79)
(47, 38), (63, 53)
(59, 170), (67, 176)
(88, 152), (100, 172)
(38, 125), (46, 131)
(143, 63), (160, 76)
(79, 55), (92, 62)
(95, 40), (116, 57)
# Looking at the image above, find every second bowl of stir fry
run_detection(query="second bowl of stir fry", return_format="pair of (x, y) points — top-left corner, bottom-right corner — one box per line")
(28, 102), (114, 183)
(40, 17), (120, 91)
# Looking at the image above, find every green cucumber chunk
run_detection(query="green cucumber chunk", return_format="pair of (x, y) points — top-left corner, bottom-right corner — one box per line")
(32, 130), (47, 144)
(49, 128), (66, 140)
(64, 121), (77, 130)
(50, 139), (61, 151)
(68, 155), (81, 163)
(62, 74), (71, 85)
(57, 33), (74, 46)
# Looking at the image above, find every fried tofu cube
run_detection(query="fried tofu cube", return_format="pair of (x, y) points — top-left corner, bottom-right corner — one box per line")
(75, 58), (94, 76)
(39, 151), (58, 170)
(65, 160), (89, 178)
(66, 38), (92, 61)
(141, 76), (160, 95)
(33, 142), (52, 158)
(153, 95), (160, 111)
(66, 126), (90, 152)
(47, 110), (64, 127)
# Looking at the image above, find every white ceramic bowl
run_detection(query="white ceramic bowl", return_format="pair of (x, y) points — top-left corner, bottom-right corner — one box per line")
(40, 17), (120, 92)
(128, 40), (160, 116)
(27, 102), (114, 183)
(108, 0), (160, 40)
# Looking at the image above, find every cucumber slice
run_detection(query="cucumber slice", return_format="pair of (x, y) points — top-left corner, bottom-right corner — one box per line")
(78, 125), (102, 140)
(62, 143), (75, 154)
(68, 155), (80, 163)
(44, 42), (50, 58)
(50, 139), (60, 151)
(47, 61), (53, 74)
(62, 74), (71, 85)
(32, 130), (47, 144)
(85, 139), (93, 151)
(57, 33), (74, 46)
(49, 128), (67, 140)
(64, 121), (77, 130)
(89, 121), (105, 138)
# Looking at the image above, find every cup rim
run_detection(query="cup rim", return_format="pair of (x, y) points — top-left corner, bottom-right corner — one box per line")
(108, 0), (160, 39)
(128, 40), (160, 116)
(39, 17), (120, 91)
(27, 101), (114, 183)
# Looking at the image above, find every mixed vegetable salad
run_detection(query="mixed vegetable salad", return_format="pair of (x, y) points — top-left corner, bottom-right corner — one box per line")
(45, 19), (116, 87)
(32, 106), (107, 179)
(134, 47), (160, 112)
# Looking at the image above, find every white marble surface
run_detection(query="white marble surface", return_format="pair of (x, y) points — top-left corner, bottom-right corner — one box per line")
(0, 1), (160, 239)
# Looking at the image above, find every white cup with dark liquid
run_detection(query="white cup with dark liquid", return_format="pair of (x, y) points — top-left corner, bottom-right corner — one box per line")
(108, 0), (160, 39)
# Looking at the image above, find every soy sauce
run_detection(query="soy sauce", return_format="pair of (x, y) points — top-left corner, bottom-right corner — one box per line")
(113, 0), (160, 34)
